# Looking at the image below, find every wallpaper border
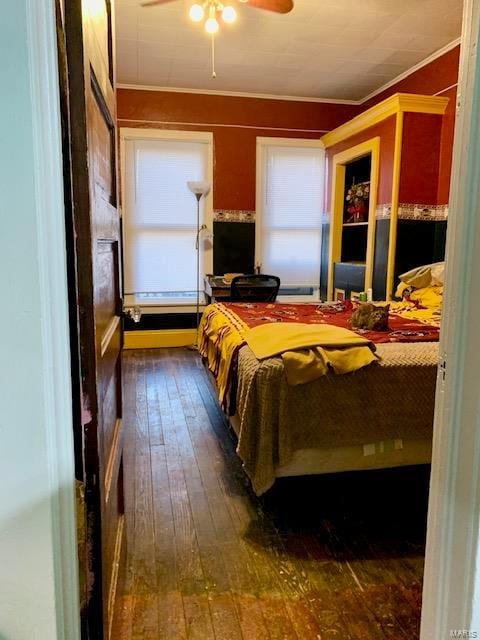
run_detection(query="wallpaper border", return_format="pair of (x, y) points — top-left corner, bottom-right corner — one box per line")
(213, 209), (256, 222)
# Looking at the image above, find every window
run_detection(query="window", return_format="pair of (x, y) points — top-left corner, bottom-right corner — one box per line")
(121, 129), (213, 307)
(256, 138), (325, 300)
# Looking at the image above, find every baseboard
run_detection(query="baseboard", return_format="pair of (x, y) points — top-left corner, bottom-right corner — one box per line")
(123, 329), (197, 349)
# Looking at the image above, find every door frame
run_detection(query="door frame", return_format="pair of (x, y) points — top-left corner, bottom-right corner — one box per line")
(23, 0), (81, 637)
(22, 0), (480, 637)
(420, 0), (480, 636)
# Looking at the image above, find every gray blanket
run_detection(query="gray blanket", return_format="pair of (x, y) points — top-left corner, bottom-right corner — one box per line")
(235, 342), (439, 494)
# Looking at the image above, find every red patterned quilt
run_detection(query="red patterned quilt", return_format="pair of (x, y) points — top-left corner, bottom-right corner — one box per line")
(222, 301), (440, 344)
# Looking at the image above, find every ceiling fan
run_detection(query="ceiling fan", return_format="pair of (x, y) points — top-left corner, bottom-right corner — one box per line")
(141, 0), (294, 77)
(141, 0), (294, 16)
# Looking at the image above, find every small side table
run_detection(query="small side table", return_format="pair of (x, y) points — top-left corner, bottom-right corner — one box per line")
(204, 275), (232, 303)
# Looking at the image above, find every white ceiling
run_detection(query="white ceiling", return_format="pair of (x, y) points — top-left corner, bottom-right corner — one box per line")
(115, 0), (463, 102)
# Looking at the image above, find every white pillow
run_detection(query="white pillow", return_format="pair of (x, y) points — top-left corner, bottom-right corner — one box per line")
(430, 262), (445, 286)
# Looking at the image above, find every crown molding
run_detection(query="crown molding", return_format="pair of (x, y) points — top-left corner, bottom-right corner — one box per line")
(117, 38), (461, 107)
(116, 83), (359, 105)
(360, 37), (461, 104)
(320, 93), (448, 148)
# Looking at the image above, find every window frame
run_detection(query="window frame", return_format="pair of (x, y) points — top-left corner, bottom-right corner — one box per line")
(255, 136), (326, 302)
(120, 127), (214, 308)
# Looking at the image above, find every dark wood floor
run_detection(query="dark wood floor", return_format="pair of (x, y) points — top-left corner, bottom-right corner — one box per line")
(112, 348), (429, 639)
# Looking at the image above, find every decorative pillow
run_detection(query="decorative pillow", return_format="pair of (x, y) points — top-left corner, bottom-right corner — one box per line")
(398, 262), (445, 289)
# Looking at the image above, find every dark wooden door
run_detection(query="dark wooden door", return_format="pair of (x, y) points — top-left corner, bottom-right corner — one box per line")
(63, 1), (125, 637)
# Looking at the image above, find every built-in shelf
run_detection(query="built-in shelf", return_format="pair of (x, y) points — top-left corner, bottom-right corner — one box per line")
(324, 92), (449, 301)
(343, 222), (369, 227)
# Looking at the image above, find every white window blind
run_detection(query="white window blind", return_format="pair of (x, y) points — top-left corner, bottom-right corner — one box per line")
(257, 142), (324, 292)
(123, 135), (211, 304)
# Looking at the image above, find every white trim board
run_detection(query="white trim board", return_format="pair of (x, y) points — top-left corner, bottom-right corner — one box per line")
(360, 37), (461, 104)
(120, 127), (213, 143)
(117, 37), (461, 107)
(420, 1), (480, 637)
(255, 136), (325, 148)
(116, 82), (358, 105)
(0, 0), (80, 638)
(434, 82), (459, 97)
(26, 0), (80, 637)
(118, 117), (329, 134)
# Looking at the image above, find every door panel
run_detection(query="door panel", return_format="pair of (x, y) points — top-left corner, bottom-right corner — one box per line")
(64, 1), (125, 637)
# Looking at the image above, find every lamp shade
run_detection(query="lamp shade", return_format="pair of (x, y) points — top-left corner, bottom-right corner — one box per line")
(187, 180), (211, 197)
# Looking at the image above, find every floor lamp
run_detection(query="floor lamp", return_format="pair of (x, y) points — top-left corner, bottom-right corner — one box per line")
(187, 180), (212, 349)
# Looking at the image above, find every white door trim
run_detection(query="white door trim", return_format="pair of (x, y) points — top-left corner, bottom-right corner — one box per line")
(26, 0), (81, 637)
(421, 1), (480, 637)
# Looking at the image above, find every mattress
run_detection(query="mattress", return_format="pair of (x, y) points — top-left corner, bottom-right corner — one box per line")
(230, 414), (432, 478)
(234, 341), (438, 494)
(200, 301), (440, 494)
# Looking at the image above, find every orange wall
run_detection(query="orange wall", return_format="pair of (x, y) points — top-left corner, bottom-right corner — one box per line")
(117, 89), (360, 211)
(361, 45), (460, 204)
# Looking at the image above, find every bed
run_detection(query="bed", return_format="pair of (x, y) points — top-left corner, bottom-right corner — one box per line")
(199, 287), (442, 495)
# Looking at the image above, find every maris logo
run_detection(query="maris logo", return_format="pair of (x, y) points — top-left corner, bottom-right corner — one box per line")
(450, 631), (478, 639)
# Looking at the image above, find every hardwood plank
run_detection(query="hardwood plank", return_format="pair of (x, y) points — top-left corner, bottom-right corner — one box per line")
(177, 351), (362, 638)
(157, 592), (188, 640)
(150, 444), (177, 593)
(130, 352), (160, 637)
(112, 347), (427, 640)
(182, 594), (216, 640)
(164, 352), (249, 639)
(146, 352), (164, 446)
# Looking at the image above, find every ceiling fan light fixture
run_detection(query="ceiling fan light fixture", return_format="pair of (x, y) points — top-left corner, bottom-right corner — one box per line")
(222, 5), (237, 23)
(142, 0), (294, 79)
(205, 16), (219, 33)
(189, 3), (205, 22)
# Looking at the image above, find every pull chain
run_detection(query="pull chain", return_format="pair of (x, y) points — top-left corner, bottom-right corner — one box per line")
(211, 33), (216, 78)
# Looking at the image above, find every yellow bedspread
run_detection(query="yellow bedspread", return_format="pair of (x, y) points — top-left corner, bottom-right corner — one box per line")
(245, 322), (378, 385)
(199, 304), (248, 405)
(391, 285), (443, 326)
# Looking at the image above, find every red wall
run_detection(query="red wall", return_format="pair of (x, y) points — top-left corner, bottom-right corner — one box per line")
(117, 44), (460, 208)
(361, 45), (460, 204)
(117, 89), (360, 211)
(399, 113), (443, 203)
(361, 46), (459, 110)
(437, 85), (457, 203)
(325, 115), (397, 210)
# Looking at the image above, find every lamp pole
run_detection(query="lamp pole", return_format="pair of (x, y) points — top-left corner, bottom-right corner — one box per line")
(194, 191), (202, 347)
(187, 181), (211, 350)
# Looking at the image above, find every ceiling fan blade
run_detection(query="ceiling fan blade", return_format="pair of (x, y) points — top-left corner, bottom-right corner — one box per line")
(243, 0), (294, 14)
(141, 0), (178, 7)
